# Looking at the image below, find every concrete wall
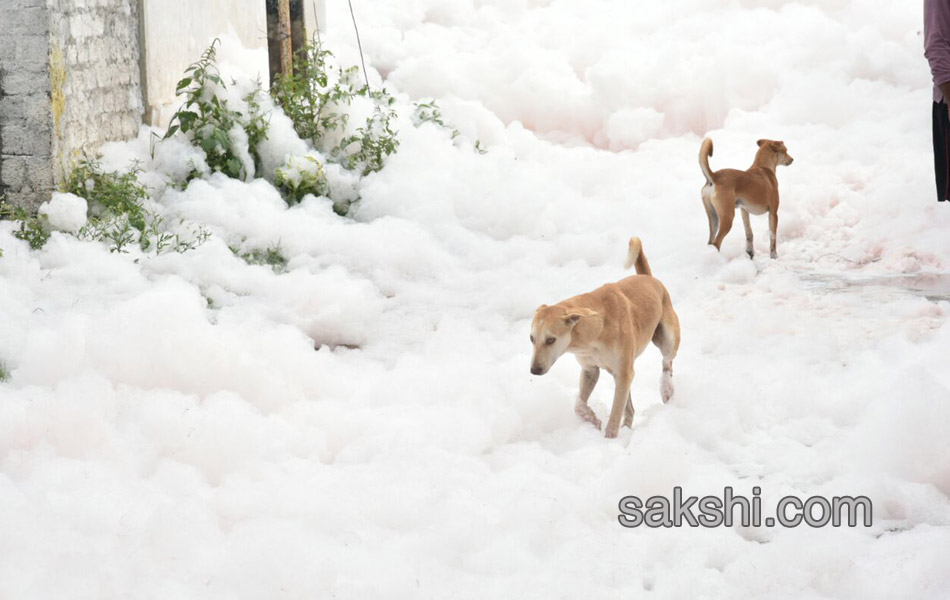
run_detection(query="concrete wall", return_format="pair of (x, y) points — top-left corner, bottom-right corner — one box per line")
(47, 0), (144, 186)
(139, 0), (268, 127)
(0, 0), (326, 209)
(0, 0), (56, 209)
(141, 0), (326, 128)
(0, 0), (143, 209)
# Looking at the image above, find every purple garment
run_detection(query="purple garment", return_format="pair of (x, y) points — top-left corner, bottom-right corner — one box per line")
(925, 0), (950, 102)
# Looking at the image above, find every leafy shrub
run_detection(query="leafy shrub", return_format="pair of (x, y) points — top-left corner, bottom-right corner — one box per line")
(412, 100), (445, 128)
(0, 361), (9, 382)
(275, 155), (330, 204)
(413, 99), (486, 154)
(271, 42), (363, 146)
(66, 158), (149, 233)
(165, 40), (268, 181)
(232, 242), (288, 273)
(243, 83), (271, 175)
(333, 99), (399, 176)
(0, 202), (50, 250)
(66, 158), (208, 254)
(271, 38), (400, 180)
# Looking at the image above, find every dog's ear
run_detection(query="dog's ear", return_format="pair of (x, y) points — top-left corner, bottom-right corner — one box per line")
(769, 141), (784, 152)
(535, 304), (548, 313)
(564, 308), (598, 325)
(757, 139), (769, 147)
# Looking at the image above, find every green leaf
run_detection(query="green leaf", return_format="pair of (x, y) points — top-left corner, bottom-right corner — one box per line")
(227, 157), (242, 177)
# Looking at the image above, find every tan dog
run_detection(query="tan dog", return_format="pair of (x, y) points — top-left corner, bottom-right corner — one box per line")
(529, 238), (681, 438)
(699, 138), (793, 259)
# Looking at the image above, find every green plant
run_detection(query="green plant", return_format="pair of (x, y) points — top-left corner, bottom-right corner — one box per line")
(150, 216), (211, 254)
(0, 202), (51, 250)
(66, 158), (149, 232)
(413, 99), (487, 153)
(232, 242), (288, 272)
(412, 100), (445, 128)
(271, 38), (400, 180)
(0, 361), (9, 382)
(83, 215), (137, 253)
(243, 83), (271, 174)
(333, 100), (399, 176)
(165, 40), (268, 181)
(66, 158), (154, 252)
(66, 158), (209, 254)
(271, 41), (364, 146)
(275, 155), (330, 204)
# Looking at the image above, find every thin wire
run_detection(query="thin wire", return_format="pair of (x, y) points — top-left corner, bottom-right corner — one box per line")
(347, 0), (371, 89)
(312, 0), (322, 46)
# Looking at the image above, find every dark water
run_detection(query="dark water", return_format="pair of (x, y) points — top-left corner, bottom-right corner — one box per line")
(798, 273), (950, 303)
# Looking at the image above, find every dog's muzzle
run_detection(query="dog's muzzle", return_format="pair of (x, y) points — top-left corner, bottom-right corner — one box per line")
(530, 365), (543, 375)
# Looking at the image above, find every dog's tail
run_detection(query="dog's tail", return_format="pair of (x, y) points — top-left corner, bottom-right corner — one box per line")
(699, 137), (715, 184)
(625, 237), (653, 276)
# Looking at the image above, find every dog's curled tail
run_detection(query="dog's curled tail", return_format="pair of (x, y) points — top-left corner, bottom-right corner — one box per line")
(699, 137), (715, 184)
(625, 237), (653, 276)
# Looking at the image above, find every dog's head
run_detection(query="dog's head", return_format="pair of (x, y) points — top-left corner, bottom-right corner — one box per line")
(529, 305), (597, 375)
(756, 139), (794, 167)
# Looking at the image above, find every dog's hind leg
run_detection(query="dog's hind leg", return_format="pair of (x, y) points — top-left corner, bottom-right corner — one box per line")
(652, 298), (681, 403)
(711, 198), (735, 251)
(702, 187), (718, 245)
(605, 361), (634, 438)
(575, 366), (602, 429)
(623, 393), (634, 428)
(768, 209), (778, 259)
(740, 207), (754, 259)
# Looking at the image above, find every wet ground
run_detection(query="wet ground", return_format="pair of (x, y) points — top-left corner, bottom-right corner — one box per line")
(798, 272), (950, 303)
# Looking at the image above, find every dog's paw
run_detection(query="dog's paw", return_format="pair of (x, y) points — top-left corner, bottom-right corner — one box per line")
(661, 373), (674, 403)
(770, 250), (778, 259)
(575, 401), (602, 429)
(604, 425), (620, 439)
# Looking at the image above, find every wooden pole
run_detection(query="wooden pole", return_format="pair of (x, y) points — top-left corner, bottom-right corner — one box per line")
(278, 0), (293, 76)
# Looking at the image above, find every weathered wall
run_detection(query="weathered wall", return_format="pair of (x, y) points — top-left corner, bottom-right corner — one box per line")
(47, 0), (144, 186)
(0, 0), (56, 209)
(140, 0), (270, 127)
(0, 0), (326, 209)
(141, 0), (326, 128)
(0, 0), (143, 210)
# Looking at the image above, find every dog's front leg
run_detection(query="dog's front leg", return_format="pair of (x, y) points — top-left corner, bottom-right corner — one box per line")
(575, 367), (602, 429)
(604, 366), (634, 438)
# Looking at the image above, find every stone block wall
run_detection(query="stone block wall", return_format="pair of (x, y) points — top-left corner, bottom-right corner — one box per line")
(0, 0), (326, 209)
(0, 0), (56, 209)
(0, 0), (143, 210)
(47, 0), (143, 188)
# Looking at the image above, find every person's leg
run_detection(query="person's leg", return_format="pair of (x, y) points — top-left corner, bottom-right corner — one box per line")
(933, 101), (950, 202)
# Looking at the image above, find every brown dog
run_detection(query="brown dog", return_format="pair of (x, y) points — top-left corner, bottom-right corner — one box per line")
(699, 138), (793, 258)
(529, 238), (681, 438)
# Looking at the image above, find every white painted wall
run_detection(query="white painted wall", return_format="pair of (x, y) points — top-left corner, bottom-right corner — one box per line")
(303, 0), (327, 38)
(140, 0), (326, 128)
